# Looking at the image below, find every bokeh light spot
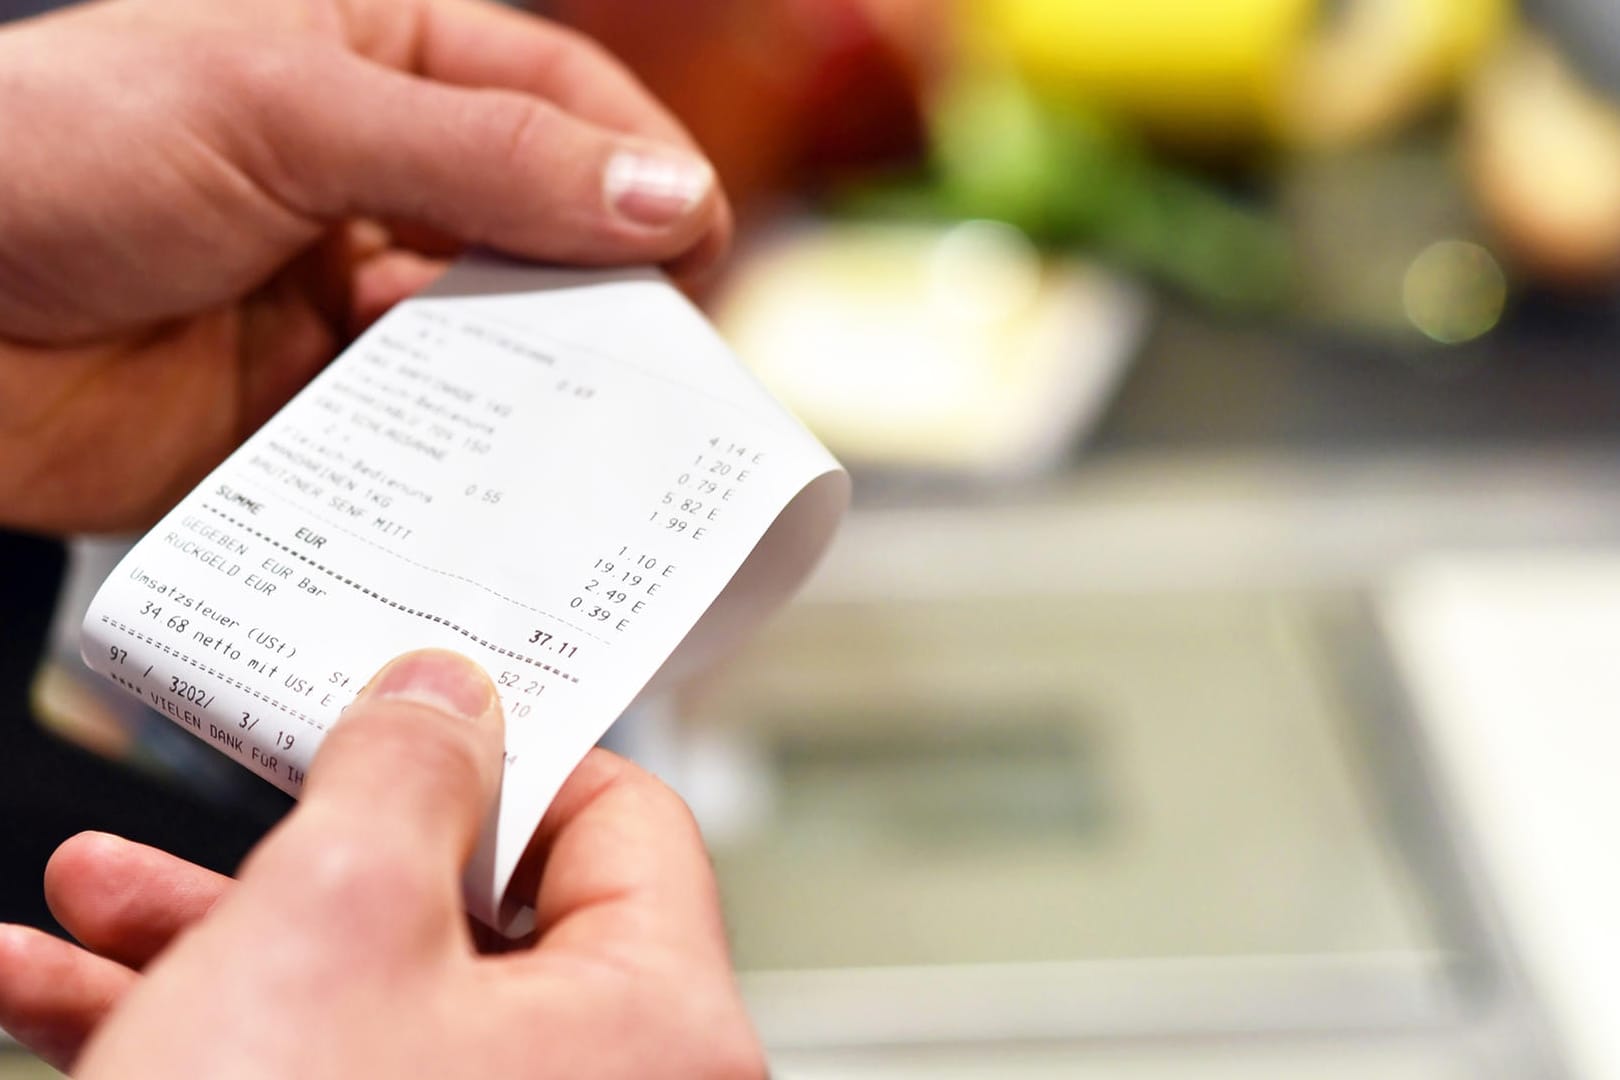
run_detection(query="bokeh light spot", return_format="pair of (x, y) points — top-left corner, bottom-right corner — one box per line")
(1402, 239), (1508, 345)
(927, 219), (1043, 327)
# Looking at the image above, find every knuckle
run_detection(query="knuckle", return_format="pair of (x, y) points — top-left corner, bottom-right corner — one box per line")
(300, 832), (434, 912)
(198, 37), (314, 113)
(549, 27), (637, 88)
(485, 95), (565, 180)
(446, 93), (583, 243)
(281, 829), (445, 947)
(189, 36), (353, 204)
(0, 923), (43, 970)
(240, 798), (457, 945)
(622, 768), (704, 840)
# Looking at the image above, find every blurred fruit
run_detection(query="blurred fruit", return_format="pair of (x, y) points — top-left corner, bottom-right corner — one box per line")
(962, 0), (1313, 143)
(916, 75), (1291, 310)
(962, 0), (1511, 148)
(1278, 0), (1513, 147)
(538, 0), (928, 212)
(1466, 34), (1620, 284)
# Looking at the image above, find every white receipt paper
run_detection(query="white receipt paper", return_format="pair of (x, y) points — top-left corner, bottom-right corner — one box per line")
(80, 255), (848, 932)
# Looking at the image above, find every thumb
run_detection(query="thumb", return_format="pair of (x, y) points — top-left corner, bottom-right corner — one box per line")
(234, 649), (505, 949)
(232, 51), (723, 271)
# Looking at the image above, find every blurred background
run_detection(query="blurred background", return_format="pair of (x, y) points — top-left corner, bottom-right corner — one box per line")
(4, 0), (1620, 1076)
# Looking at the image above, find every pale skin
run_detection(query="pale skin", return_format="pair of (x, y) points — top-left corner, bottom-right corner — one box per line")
(0, 0), (731, 532)
(0, 0), (759, 1074)
(0, 651), (766, 1078)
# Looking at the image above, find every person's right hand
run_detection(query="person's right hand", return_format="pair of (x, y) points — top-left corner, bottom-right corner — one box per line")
(0, 650), (763, 1078)
(0, 0), (730, 534)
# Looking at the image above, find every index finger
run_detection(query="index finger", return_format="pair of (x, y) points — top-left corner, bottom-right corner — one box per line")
(353, 0), (689, 147)
(506, 749), (732, 971)
(348, 0), (734, 278)
(424, 0), (690, 145)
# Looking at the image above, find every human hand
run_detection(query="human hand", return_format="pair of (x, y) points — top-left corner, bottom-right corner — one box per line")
(0, 650), (763, 1078)
(0, 0), (730, 533)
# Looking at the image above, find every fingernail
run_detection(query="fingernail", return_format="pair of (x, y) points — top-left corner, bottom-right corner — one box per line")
(363, 650), (493, 722)
(604, 147), (712, 228)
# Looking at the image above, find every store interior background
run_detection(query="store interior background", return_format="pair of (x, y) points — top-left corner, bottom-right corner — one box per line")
(4, 0), (1620, 1076)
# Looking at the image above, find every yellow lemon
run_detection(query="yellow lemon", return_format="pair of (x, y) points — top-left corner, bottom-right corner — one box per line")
(963, 0), (1512, 146)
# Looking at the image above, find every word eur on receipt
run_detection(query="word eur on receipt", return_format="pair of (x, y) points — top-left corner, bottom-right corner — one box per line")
(80, 256), (849, 933)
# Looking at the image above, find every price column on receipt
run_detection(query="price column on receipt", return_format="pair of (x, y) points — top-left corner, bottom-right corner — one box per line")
(81, 257), (848, 931)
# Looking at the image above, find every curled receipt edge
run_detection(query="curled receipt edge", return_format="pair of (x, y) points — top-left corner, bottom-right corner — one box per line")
(80, 255), (848, 934)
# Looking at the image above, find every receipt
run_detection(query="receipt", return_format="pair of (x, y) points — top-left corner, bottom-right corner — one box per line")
(80, 256), (848, 931)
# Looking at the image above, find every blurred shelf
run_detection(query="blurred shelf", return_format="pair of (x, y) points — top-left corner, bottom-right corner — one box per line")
(1091, 295), (1620, 457)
